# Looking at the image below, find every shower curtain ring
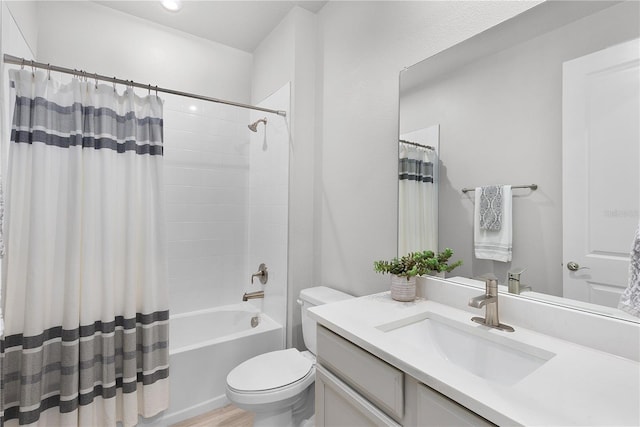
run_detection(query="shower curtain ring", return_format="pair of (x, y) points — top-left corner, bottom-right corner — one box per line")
(21, 58), (25, 70)
(31, 60), (36, 77)
(95, 73), (98, 90)
(113, 77), (117, 93)
(155, 85), (158, 96)
(148, 84), (151, 95)
(47, 64), (51, 80)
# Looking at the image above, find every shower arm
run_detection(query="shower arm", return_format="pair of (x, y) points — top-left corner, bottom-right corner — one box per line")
(248, 118), (268, 132)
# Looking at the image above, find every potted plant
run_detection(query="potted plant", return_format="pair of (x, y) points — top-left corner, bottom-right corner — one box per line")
(374, 249), (462, 301)
(374, 252), (429, 302)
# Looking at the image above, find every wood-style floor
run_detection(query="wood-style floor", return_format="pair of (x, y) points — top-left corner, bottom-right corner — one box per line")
(171, 405), (254, 427)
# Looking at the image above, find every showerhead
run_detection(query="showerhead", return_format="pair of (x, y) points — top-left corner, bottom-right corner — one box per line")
(248, 118), (267, 132)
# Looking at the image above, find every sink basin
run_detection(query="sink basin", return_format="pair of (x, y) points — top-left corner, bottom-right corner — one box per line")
(377, 312), (555, 386)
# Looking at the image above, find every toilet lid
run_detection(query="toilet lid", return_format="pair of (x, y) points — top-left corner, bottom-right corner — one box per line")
(227, 348), (313, 392)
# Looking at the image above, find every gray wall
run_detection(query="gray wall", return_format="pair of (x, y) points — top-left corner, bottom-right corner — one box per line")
(251, 7), (319, 350)
(400, 2), (639, 295)
(315, 0), (539, 297)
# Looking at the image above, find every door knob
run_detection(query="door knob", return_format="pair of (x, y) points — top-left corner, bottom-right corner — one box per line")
(567, 261), (589, 271)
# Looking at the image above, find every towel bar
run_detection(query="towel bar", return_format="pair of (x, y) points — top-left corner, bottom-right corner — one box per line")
(461, 184), (538, 193)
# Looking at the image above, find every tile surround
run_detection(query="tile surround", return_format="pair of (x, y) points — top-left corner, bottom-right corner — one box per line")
(163, 85), (290, 321)
(163, 94), (251, 315)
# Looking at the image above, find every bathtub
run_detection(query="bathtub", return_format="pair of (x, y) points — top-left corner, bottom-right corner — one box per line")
(145, 303), (283, 426)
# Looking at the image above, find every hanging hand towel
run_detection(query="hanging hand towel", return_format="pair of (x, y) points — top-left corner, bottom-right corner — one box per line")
(479, 185), (503, 231)
(474, 185), (512, 262)
(619, 223), (640, 317)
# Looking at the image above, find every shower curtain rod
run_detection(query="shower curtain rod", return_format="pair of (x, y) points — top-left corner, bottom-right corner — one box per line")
(399, 139), (434, 150)
(3, 54), (287, 117)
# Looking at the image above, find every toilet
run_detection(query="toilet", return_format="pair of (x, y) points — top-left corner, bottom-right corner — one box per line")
(225, 286), (353, 427)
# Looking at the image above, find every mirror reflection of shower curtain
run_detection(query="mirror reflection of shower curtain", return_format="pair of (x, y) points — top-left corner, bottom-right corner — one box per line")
(398, 142), (438, 255)
(1, 69), (169, 426)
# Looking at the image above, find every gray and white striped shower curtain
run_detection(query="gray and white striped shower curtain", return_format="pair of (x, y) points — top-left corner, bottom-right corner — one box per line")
(398, 142), (437, 255)
(0, 69), (169, 426)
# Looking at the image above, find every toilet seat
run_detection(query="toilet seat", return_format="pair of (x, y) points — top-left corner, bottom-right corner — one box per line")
(226, 348), (315, 406)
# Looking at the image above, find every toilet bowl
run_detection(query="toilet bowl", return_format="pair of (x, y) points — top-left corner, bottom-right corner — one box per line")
(225, 286), (352, 427)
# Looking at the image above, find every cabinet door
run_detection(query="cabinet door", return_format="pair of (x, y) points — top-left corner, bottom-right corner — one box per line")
(416, 383), (494, 426)
(316, 365), (401, 427)
(317, 326), (404, 421)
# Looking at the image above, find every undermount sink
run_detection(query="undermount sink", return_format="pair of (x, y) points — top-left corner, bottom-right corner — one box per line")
(377, 312), (555, 386)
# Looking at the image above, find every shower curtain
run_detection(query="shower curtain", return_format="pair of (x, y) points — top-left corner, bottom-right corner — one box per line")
(398, 142), (437, 255)
(0, 69), (169, 426)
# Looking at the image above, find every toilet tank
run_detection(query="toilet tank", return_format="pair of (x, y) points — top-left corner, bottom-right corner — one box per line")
(298, 286), (353, 355)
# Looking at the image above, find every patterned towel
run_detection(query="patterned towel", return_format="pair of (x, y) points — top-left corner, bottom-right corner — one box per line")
(479, 185), (503, 231)
(474, 185), (512, 262)
(619, 223), (640, 317)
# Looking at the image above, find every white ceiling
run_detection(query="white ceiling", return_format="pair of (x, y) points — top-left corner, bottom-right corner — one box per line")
(96, 1), (327, 53)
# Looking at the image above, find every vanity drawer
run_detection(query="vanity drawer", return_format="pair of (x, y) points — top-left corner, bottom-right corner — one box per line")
(416, 383), (494, 426)
(317, 326), (404, 421)
(316, 364), (401, 427)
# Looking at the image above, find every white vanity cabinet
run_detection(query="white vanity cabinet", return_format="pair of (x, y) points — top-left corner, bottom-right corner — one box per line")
(315, 326), (494, 427)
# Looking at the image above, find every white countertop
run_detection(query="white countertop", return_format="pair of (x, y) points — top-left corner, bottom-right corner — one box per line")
(309, 292), (640, 426)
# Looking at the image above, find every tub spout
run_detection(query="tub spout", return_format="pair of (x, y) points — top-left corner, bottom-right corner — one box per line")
(242, 290), (264, 301)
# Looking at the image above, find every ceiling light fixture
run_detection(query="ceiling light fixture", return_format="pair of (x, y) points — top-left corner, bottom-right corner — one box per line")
(161, 0), (182, 12)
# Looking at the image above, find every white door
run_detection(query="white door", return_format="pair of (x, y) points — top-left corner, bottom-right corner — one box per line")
(562, 38), (640, 306)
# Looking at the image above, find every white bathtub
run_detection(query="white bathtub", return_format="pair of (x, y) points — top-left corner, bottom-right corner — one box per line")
(143, 303), (283, 426)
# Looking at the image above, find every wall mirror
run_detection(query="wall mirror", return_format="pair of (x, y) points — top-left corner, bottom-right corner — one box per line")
(399, 0), (640, 322)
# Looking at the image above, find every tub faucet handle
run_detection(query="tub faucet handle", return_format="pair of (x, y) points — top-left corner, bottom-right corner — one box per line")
(251, 263), (268, 284)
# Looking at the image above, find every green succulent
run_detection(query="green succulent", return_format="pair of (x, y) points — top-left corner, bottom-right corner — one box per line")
(373, 253), (422, 278)
(374, 248), (462, 278)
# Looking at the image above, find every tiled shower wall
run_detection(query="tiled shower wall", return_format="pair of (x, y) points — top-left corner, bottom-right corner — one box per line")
(163, 95), (251, 315)
(248, 83), (291, 334)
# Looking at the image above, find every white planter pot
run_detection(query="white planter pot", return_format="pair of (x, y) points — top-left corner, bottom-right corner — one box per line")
(390, 274), (416, 302)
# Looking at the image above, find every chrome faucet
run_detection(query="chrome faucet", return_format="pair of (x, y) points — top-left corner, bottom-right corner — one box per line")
(507, 267), (531, 294)
(242, 290), (264, 301)
(469, 277), (514, 332)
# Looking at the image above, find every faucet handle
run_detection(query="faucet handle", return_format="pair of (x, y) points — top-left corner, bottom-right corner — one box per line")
(251, 263), (268, 284)
(508, 267), (526, 280)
